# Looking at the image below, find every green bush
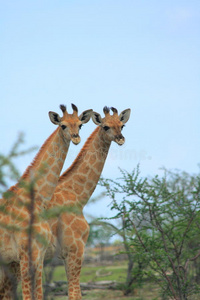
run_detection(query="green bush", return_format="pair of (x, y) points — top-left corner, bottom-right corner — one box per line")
(100, 166), (200, 299)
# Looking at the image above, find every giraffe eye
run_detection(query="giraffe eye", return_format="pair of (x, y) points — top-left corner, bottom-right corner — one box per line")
(121, 125), (125, 130)
(103, 126), (110, 131)
(79, 124), (83, 129)
(61, 125), (66, 130)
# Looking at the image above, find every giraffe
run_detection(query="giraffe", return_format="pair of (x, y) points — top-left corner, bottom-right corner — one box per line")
(46, 106), (131, 300)
(0, 104), (92, 300)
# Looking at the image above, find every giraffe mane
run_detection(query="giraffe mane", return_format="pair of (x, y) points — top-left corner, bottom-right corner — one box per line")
(21, 128), (59, 180)
(58, 127), (100, 184)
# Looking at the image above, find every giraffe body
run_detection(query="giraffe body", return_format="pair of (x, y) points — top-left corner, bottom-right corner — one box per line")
(0, 104), (92, 299)
(46, 106), (131, 300)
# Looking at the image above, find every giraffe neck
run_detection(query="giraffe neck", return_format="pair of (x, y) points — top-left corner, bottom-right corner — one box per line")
(17, 127), (69, 207)
(55, 127), (111, 208)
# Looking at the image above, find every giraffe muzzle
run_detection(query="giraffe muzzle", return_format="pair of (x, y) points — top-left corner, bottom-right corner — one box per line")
(71, 134), (81, 145)
(115, 134), (125, 146)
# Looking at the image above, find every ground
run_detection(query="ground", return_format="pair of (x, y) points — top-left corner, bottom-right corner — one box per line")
(54, 289), (157, 300)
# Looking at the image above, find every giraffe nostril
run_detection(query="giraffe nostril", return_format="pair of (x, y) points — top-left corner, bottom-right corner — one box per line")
(116, 134), (124, 141)
(72, 134), (79, 138)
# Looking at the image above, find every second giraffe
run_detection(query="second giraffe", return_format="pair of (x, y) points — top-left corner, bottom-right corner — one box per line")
(47, 106), (131, 300)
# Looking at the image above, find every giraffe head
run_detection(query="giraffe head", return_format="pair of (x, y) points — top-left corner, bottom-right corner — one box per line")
(49, 104), (92, 145)
(92, 106), (131, 145)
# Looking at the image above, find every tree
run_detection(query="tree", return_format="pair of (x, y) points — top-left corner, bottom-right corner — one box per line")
(99, 166), (200, 299)
(0, 132), (37, 195)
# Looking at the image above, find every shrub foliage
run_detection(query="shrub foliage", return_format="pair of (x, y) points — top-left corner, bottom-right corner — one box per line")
(100, 166), (200, 299)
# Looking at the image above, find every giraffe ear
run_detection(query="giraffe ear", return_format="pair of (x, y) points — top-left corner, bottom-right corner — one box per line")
(49, 111), (61, 125)
(119, 109), (131, 124)
(92, 112), (102, 125)
(79, 109), (93, 124)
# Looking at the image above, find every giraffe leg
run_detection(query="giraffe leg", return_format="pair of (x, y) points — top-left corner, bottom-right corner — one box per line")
(59, 215), (89, 300)
(0, 262), (20, 300)
(20, 250), (44, 300)
(63, 247), (85, 300)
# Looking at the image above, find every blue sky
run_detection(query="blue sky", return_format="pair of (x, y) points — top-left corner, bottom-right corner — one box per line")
(1, 1), (200, 218)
